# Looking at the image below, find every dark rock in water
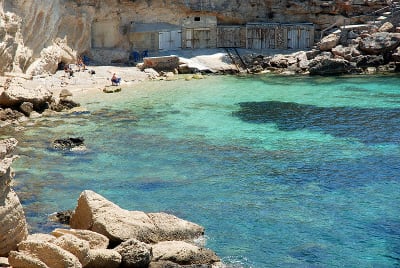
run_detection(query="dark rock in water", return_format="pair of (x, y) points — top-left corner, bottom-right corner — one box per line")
(50, 99), (80, 112)
(103, 87), (122, 93)
(309, 57), (352, 75)
(20, 102), (34, 116)
(0, 108), (25, 121)
(49, 210), (73, 225)
(52, 137), (85, 151)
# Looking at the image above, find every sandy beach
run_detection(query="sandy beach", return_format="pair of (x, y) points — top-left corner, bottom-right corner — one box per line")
(1, 48), (253, 103)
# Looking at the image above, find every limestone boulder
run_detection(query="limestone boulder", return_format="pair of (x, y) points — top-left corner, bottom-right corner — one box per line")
(51, 228), (109, 249)
(53, 234), (90, 266)
(0, 12), (33, 75)
(392, 47), (400, 61)
(0, 108), (25, 122)
(151, 241), (220, 266)
(269, 54), (290, 68)
(355, 55), (385, 68)
(9, 241), (82, 268)
(378, 22), (394, 33)
(309, 56), (352, 75)
(114, 238), (152, 268)
(0, 190), (28, 257)
(8, 251), (48, 268)
(359, 32), (400, 55)
(20, 101), (34, 116)
(0, 138), (28, 257)
(319, 34), (340, 51)
(26, 233), (56, 243)
(0, 83), (53, 111)
(0, 138), (18, 159)
(25, 38), (76, 76)
(70, 190), (204, 245)
(85, 249), (122, 268)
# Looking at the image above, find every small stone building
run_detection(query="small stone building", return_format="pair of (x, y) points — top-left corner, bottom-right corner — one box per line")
(181, 16), (217, 49)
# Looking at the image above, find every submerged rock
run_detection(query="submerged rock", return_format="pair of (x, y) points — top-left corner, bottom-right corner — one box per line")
(49, 210), (73, 225)
(103, 86), (122, 93)
(52, 137), (85, 151)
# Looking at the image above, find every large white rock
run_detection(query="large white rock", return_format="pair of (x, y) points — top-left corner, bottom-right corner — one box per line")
(0, 83), (53, 110)
(53, 234), (90, 266)
(319, 33), (340, 51)
(85, 249), (122, 268)
(70, 190), (204, 245)
(9, 241), (82, 268)
(51, 228), (109, 249)
(0, 138), (28, 257)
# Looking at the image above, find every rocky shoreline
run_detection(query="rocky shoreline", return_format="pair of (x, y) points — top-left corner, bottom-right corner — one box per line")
(0, 14), (399, 268)
(246, 22), (400, 75)
(0, 139), (223, 267)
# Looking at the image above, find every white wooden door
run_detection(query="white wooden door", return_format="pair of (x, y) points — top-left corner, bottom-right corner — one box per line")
(159, 31), (182, 51)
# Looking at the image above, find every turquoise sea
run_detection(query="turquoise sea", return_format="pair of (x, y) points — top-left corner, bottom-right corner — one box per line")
(4, 74), (400, 267)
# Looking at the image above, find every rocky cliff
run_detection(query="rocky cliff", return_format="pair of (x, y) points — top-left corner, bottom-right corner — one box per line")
(0, 0), (391, 75)
(0, 138), (28, 257)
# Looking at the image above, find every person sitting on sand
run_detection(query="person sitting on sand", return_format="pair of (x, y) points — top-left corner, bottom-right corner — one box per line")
(64, 64), (74, 78)
(76, 56), (86, 72)
(111, 73), (121, 86)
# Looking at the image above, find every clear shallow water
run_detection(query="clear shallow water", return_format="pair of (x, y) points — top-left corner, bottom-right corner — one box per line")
(4, 74), (400, 267)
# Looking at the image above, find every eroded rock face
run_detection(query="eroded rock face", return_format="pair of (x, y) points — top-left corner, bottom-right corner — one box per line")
(319, 33), (340, 51)
(309, 56), (353, 75)
(0, 12), (33, 75)
(70, 190), (205, 245)
(0, 82), (53, 110)
(114, 239), (152, 268)
(53, 234), (91, 266)
(359, 32), (400, 55)
(0, 0), (391, 74)
(51, 229), (109, 250)
(85, 249), (122, 268)
(8, 241), (82, 268)
(0, 138), (28, 257)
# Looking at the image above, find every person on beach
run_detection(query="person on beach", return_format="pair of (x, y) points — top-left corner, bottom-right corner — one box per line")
(111, 73), (121, 86)
(64, 64), (74, 78)
(76, 56), (86, 72)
